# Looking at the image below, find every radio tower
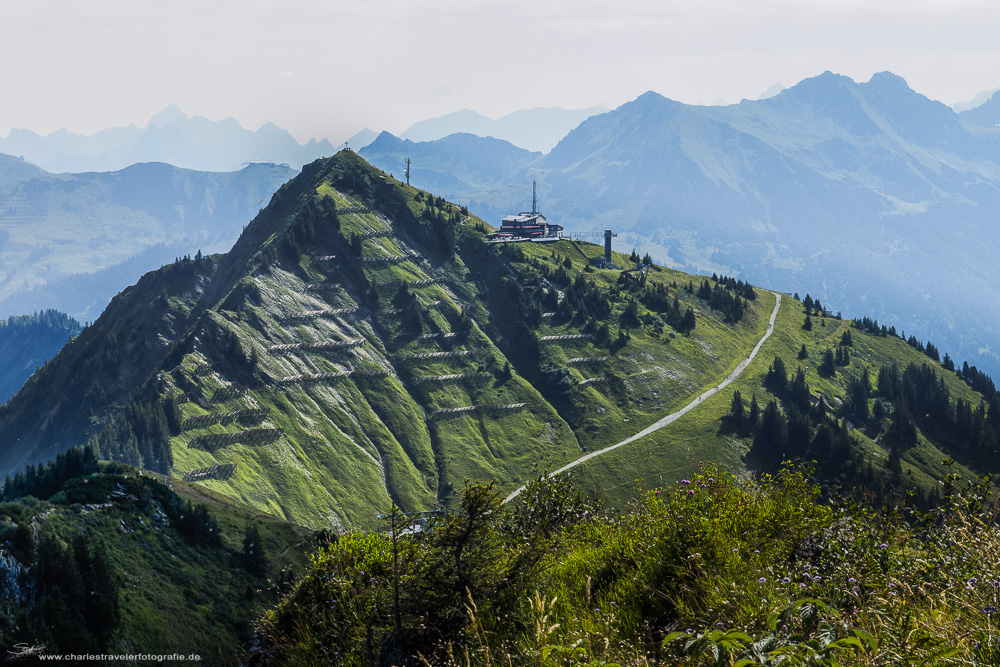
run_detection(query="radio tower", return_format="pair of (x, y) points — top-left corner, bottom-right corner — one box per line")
(405, 158), (411, 186)
(531, 178), (537, 214)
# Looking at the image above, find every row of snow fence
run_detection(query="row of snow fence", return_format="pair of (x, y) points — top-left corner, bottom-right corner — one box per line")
(418, 331), (468, 340)
(182, 463), (237, 482)
(267, 338), (366, 355)
(284, 308), (358, 321)
(181, 408), (268, 431)
(276, 369), (392, 386)
(209, 385), (249, 403)
(360, 253), (420, 264)
(415, 373), (492, 383)
(400, 349), (477, 360)
(431, 403), (526, 418)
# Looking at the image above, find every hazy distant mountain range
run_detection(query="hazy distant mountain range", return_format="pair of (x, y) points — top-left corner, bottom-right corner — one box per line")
(399, 106), (608, 153)
(0, 154), (295, 321)
(361, 71), (1000, 377)
(951, 87), (1000, 113)
(0, 310), (81, 402)
(958, 92), (1000, 127)
(0, 106), (337, 173)
(0, 105), (606, 174)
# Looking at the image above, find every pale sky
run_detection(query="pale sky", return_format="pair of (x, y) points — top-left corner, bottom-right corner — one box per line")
(1, 0), (998, 144)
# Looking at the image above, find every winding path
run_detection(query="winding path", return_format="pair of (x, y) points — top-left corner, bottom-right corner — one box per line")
(504, 291), (783, 503)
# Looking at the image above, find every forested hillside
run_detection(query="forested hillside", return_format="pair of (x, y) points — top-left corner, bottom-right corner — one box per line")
(0, 309), (81, 401)
(0, 450), (312, 665)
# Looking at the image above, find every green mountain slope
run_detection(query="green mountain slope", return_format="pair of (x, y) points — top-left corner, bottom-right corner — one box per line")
(0, 452), (312, 665)
(0, 151), (995, 532)
(568, 291), (998, 507)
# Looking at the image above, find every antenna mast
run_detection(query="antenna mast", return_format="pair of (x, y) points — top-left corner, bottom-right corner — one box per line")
(532, 178), (537, 214)
(405, 158), (411, 186)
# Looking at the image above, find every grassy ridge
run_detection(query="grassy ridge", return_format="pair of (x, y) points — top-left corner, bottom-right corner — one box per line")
(3, 151), (995, 535)
(571, 289), (986, 505)
(159, 153), (769, 529)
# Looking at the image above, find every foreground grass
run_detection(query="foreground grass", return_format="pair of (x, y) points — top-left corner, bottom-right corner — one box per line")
(250, 465), (1000, 666)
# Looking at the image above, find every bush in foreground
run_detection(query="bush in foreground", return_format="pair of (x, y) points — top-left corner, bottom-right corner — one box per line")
(250, 464), (1000, 666)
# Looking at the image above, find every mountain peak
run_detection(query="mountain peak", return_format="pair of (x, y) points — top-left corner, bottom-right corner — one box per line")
(149, 104), (189, 127)
(636, 90), (669, 102)
(367, 130), (407, 151)
(810, 70), (854, 87)
(866, 71), (913, 92)
(628, 91), (677, 111)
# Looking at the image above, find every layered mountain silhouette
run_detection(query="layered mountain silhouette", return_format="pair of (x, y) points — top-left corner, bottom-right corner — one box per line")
(0, 158), (296, 322)
(959, 92), (1000, 127)
(0, 106), (337, 173)
(400, 106), (608, 153)
(362, 71), (1000, 377)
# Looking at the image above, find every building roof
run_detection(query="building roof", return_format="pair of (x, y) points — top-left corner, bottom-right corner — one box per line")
(501, 212), (547, 224)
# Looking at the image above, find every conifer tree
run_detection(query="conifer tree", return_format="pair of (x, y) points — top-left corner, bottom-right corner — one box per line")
(821, 348), (836, 376)
(748, 394), (760, 426)
(766, 356), (788, 390)
(730, 390), (745, 424)
(873, 399), (886, 424)
(243, 522), (269, 578)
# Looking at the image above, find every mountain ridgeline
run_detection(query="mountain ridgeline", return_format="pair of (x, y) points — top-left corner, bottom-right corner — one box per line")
(361, 71), (1000, 380)
(0, 105), (337, 173)
(0, 159), (296, 322)
(0, 151), (997, 531)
